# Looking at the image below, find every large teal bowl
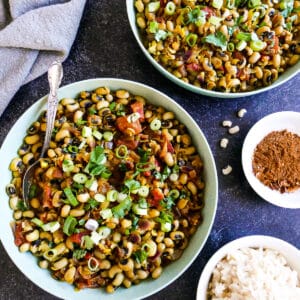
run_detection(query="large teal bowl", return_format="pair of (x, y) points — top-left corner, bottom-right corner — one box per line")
(127, 0), (300, 98)
(0, 78), (218, 300)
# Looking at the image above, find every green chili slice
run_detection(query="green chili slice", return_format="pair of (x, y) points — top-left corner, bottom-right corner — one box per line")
(186, 33), (198, 47)
(115, 145), (128, 159)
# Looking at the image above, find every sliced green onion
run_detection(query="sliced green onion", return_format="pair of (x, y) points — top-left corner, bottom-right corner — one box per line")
(31, 218), (44, 227)
(155, 29), (168, 41)
(97, 226), (111, 239)
(127, 112), (140, 123)
(250, 40), (266, 51)
(186, 33), (198, 47)
(149, 21), (159, 33)
(132, 203), (148, 216)
(236, 32), (252, 41)
(165, 2), (176, 15)
(107, 190), (118, 202)
(88, 257), (99, 272)
(73, 173), (88, 184)
(42, 221), (60, 233)
(92, 130), (102, 140)
(78, 140), (86, 149)
(67, 145), (78, 153)
(236, 40), (247, 51)
(168, 189), (180, 199)
(101, 169), (112, 179)
(138, 186), (149, 197)
(63, 215), (78, 236)
(209, 16), (222, 27)
(115, 145), (128, 159)
(63, 187), (79, 207)
(226, 0), (235, 8)
(100, 208), (113, 219)
(62, 159), (74, 172)
(103, 131), (113, 141)
(94, 193), (106, 202)
(148, 1), (160, 13)
(212, 0), (223, 9)
(136, 162), (155, 172)
(248, 0), (261, 8)
(150, 118), (161, 131)
(82, 126), (92, 138)
(228, 42), (235, 52)
(161, 222), (172, 232)
(85, 178), (98, 191)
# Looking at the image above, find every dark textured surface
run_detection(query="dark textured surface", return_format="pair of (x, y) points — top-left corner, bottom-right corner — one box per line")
(0, 1), (299, 300)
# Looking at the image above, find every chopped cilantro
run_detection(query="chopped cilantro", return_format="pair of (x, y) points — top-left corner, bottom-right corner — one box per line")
(73, 249), (87, 260)
(202, 31), (227, 51)
(133, 249), (148, 264)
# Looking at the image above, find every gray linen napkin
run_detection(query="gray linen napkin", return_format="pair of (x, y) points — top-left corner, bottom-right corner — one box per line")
(0, 0), (86, 116)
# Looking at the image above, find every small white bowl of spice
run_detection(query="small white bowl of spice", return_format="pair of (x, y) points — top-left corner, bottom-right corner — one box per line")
(242, 111), (300, 209)
(197, 235), (300, 300)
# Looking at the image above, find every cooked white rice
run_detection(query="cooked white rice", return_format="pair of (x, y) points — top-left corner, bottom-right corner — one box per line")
(207, 247), (300, 300)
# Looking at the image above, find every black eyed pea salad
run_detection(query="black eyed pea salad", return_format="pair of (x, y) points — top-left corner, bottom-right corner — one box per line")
(7, 87), (205, 293)
(135, 0), (300, 92)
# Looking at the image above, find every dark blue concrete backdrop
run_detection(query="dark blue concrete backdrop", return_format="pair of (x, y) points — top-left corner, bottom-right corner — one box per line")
(0, 1), (299, 299)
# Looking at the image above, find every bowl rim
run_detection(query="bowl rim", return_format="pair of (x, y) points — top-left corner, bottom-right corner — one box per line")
(126, 0), (300, 99)
(241, 111), (300, 209)
(0, 77), (218, 300)
(196, 234), (300, 300)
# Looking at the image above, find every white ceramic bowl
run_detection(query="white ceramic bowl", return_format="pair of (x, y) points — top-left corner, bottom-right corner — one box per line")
(0, 78), (218, 300)
(242, 111), (300, 209)
(126, 0), (300, 98)
(197, 235), (300, 300)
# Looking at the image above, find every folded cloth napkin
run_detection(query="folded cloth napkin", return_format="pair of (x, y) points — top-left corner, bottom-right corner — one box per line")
(0, 0), (86, 116)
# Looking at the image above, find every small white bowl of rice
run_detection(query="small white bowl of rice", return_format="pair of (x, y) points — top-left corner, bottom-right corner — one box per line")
(197, 235), (300, 300)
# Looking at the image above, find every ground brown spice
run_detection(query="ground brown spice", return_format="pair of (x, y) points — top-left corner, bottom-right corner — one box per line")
(252, 130), (300, 193)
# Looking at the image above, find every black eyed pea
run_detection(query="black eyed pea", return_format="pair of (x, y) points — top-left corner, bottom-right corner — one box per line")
(61, 204), (71, 218)
(187, 181), (198, 195)
(9, 196), (19, 210)
(73, 110), (84, 123)
(96, 100), (109, 110)
(99, 259), (111, 270)
(123, 241), (133, 258)
(39, 260), (49, 269)
(31, 142), (43, 154)
(19, 242), (30, 253)
(116, 89), (130, 99)
(106, 284), (115, 294)
(135, 0), (144, 12)
(52, 191), (63, 207)
(164, 152), (175, 167)
(112, 272), (125, 287)
(13, 210), (23, 220)
(64, 266), (76, 284)
(40, 231), (53, 241)
(66, 102), (79, 112)
(118, 258), (134, 272)
(144, 239), (157, 257)
(76, 192), (90, 203)
(151, 267), (162, 279)
(55, 128), (71, 142)
(162, 111), (175, 120)
(163, 237), (174, 248)
(9, 158), (23, 172)
(108, 265), (122, 279)
(95, 86), (110, 95)
(25, 229), (39, 242)
(61, 98), (76, 106)
(65, 236), (74, 250)
(112, 232), (122, 243)
(155, 231), (165, 243)
(136, 270), (149, 280)
(24, 134), (40, 145)
(51, 257), (68, 271)
(22, 152), (35, 165)
(22, 210), (35, 218)
(170, 231), (185, 241)
(123, 278), (132, 289)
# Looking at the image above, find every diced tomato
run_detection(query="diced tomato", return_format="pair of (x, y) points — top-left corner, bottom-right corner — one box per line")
(143, 170), (151, 177)
(70, 231), (89, 244)
(41, 183), (53, 208)
(84, 252), (93, 260)
(186, 63), (201, 73)
(152, 188), (164, 201)
(116, 136), (139, 150)
(116, 116), (142, 136)
(203, 7), (215, 18)
(131, 101), (144, 121)
(14, 222), (25, 247)
(273, 36), (279, 54)
(52, 167), (63, 179)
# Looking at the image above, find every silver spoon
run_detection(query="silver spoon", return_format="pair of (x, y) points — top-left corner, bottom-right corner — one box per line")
(22, 61), (63, 207)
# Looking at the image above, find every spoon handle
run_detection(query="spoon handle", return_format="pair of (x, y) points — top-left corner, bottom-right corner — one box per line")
(40, 61), (63, 157)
